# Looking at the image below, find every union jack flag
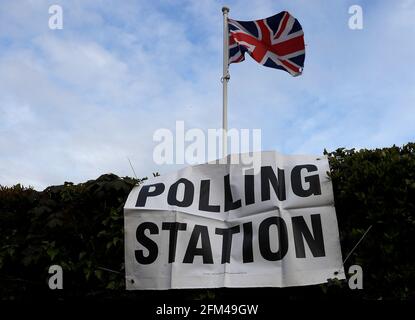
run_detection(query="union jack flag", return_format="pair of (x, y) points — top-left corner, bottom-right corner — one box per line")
(228, 11), (305, 76)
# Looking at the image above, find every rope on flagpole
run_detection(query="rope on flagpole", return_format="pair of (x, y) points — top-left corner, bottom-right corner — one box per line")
(222, 6), (230, 159)
(333, 224), (373, 277)
(220, 74), (230, 83)
(127, 157), (138, 180)
(342, 224), (373, 265)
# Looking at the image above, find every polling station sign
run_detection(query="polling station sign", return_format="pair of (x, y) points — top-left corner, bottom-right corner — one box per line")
(124, 151), (345, 289)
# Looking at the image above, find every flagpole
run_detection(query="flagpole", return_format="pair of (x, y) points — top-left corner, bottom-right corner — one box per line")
(222, 6), (230, 159)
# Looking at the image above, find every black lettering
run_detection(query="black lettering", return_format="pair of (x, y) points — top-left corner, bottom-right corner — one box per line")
(261, 166), (286, 201)
(167, 178), (194, 207)
(243, 222), (254, 263)
(136, 183), (165, 207)
(292, 214), (325, 258)
(162, 222), (187, 263)
(244, 174), (255, 205)
(135, 222), (159, 264)
(215, 225), (240, 263)
(291, 165), (322, 197)
(224, 174), (242, 211)
(199, 180), (220, 212)
(259, 216), (288, 261)
(183, 225), (213, 264)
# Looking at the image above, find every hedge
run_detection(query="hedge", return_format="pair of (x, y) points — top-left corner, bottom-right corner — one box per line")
(1, 143), (414, 300)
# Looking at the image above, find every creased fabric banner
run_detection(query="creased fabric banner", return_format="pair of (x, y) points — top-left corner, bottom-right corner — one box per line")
(124, 151), (345, 290)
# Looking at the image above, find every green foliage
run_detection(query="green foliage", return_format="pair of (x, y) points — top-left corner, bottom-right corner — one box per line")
(0, 174), (143, 300)
(0, 143), (414, 300)
(325, 143), (415, 300)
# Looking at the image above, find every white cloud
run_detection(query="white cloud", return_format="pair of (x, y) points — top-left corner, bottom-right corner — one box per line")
(0, 0), (414, 189)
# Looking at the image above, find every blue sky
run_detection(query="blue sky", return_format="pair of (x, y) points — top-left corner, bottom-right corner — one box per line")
(0, 0), (414, 190)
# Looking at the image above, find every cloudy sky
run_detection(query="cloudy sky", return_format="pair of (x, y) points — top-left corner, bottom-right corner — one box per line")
(0, 0), (414, 190)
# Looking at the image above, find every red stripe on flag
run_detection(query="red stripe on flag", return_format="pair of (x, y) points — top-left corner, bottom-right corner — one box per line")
(256, 20), (271, 45)
(271, 35), (304, 56)
(233, 37), (267, 62)
(280, 59), (300, 73)
(229, 34), (236, 45)
(275, 12), (289, 39)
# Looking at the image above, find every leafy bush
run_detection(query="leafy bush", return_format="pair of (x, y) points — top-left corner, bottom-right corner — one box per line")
(326, 143), (415, 300)
(0, 143), (414, 300)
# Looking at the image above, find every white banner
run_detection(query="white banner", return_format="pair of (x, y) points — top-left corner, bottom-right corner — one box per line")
(124, 151), (345, 289)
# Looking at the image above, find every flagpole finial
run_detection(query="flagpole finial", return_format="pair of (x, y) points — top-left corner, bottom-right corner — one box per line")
(222, 6), (229, 14)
